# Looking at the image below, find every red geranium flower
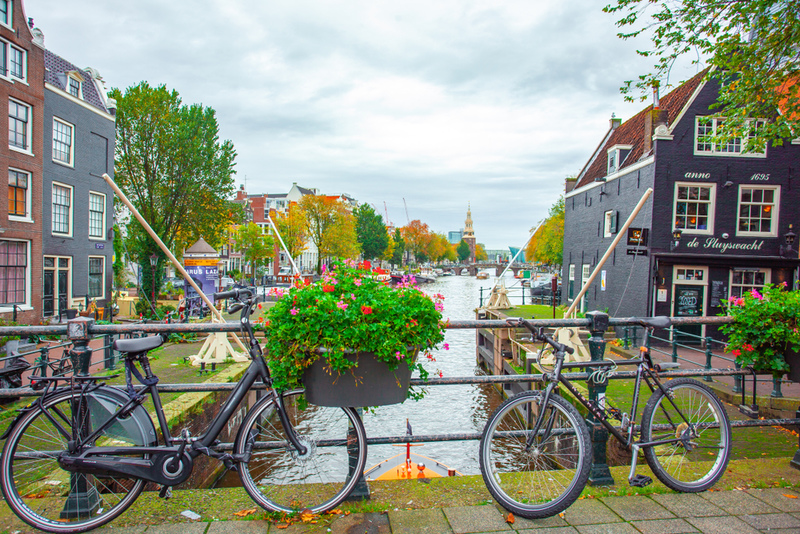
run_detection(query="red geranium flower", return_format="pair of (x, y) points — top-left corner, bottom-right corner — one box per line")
(361, 305), (373, 315)
(323, 284), (335, 293)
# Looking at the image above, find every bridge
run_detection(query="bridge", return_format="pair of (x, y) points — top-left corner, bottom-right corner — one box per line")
(453, 263), (536, 277)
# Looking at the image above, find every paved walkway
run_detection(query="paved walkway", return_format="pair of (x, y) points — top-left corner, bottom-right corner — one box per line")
(93, 488), (800, 534)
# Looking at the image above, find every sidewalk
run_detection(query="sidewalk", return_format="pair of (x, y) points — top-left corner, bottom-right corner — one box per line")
(100, 487), (800, 534)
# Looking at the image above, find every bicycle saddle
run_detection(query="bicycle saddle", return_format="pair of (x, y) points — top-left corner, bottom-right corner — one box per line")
(113, 335), (164, 355)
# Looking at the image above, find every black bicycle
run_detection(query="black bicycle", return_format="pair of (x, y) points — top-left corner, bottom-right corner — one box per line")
(479, 316), (732, 518)
(0, 288), (368, 533)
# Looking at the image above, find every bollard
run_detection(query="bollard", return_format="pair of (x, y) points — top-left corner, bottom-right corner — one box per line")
(732, 361), (743, 394)
(704, 337), (713, 382)
(772, 377), (784, 398)
(670, 329), (679, 364)
(61, 316), (100, 519)
(104, 334), (116, 370)
(586, 310), (614, 486)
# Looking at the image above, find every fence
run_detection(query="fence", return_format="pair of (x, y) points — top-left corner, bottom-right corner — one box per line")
(0, 314), (799, 491)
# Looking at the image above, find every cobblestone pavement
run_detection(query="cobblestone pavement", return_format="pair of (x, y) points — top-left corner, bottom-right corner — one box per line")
(88, 487), (800, 534)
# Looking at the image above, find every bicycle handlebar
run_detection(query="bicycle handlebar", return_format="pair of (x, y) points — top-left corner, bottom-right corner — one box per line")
(213, 287), (253, 301)
(506, 318), (574, 355)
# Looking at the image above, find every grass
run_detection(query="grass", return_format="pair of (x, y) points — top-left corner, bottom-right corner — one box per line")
(504, 304), (568, 320)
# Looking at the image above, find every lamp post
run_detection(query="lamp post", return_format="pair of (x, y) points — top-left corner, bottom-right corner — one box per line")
(780, 225), (797, 258)
(670, 229), (682, 251)
(149, 253), (158, 315)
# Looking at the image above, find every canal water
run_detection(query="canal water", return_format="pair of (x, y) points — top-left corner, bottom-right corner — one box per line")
(215, 271), (517, 488)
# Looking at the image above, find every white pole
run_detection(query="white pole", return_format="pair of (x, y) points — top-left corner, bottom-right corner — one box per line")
(489, 219), (544, 295)
(266, 213), (301, 275)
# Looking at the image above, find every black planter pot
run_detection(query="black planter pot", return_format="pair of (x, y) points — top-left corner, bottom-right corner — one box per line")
(784, 349), (800, 383)
(302, 351), (413, 407)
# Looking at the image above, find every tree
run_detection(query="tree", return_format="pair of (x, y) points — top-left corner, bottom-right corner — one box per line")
(234, 223), (275, 284)
(401, 220), (432, 264)
(391, 229), (405, 267)
(604, 0), (800, 149)
(456, 240), (471, 262)
(111, 82), (238, 294)
(300, 195), (359, 272)
(274, 203), (308, 264)
(426, 233), (451, 263)
(475, 244), (488, 262)
(526, 196), (564, 267)
(355, 204), (389, 261)
(322, 204), (360, 260)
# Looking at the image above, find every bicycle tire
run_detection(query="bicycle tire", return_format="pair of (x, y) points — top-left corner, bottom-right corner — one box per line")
(235, 389), (367, 514)
(0, 389), (148, 533)
(479, 391), (591, 518)
(641, 377), (731, 492)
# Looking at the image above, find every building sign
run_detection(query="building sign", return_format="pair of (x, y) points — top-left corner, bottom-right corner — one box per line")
(627, 249), (647, 256)
(710, 280), (728, 307)
(184, 258), (219, 266)
(183, 264), (219, 304)
(601, 270), (606, 291)
(95, 243), (105, 249)
(627, 228), (648, 247)
(685, 237), (764, 253)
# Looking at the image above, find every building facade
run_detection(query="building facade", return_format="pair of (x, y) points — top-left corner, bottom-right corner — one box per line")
(562, 71), (800, 342)
(41, 49), (115, 317)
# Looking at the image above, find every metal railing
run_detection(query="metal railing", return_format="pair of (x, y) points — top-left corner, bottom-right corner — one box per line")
(0, 314), (799, 489)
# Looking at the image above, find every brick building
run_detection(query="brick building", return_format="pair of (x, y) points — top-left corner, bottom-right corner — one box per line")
(562, 71), (800, 342)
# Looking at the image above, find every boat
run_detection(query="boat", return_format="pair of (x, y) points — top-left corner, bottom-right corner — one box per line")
(364, 420), (462, 481)
(476, 271), (490, 280)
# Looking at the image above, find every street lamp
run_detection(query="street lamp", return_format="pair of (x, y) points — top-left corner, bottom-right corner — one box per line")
(780, 225), (797, 258)
(670, 229), (682, 251)
(149, 253), (158, 315)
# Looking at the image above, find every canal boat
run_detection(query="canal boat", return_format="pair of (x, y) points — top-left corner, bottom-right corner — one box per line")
(476, 271), (490, 280)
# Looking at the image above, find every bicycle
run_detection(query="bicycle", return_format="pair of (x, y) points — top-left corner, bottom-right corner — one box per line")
(479, 316), (732, 518)
(0, 288), (368, 533)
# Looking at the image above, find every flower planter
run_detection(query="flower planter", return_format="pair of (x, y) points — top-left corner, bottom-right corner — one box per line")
(784, 348), (800, 383)
(302, 351), (413, 407)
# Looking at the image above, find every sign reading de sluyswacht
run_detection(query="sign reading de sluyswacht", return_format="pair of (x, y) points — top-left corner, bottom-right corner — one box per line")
(684, 237), (764, 253)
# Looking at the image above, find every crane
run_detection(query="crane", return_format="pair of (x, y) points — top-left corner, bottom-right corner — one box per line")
(383, 201), (392, 227)
(403, 198), (410, 224)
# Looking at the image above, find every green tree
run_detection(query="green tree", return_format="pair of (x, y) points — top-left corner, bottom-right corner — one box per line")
(526, 196), (564, 267)
(274, 204), (308, 264)
(300, 195), (360, 272)
(456, 240), (471, 262)
(322, 204), (360, 260)
(391, 229), (405, 267)
(111, 82), (238, 294)
(355, 204), (389, 261)
(604, 0), (800, 149)
(234, 223), (275, 285)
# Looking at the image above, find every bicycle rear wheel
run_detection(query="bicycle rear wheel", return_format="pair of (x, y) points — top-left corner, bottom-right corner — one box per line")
(0, 389), (149, 533)
(479, 391), (591, 518)
(641, 378), (731, 492)
(235, 389), (367, 513)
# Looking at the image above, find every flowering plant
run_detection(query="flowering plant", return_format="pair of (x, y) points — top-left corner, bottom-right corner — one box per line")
(720, 283), (800, 378)
(258, 260), (446, 393)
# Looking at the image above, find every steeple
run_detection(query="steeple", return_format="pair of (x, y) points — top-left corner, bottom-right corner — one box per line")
(463, 203), (474, 238)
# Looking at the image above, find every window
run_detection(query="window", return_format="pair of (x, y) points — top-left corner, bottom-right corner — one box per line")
(737, 186), (779, 237)
(9, 99), (30, 151)
(88, 257), (104, 298)
(0, 41), (26, 80)
(8, 168), (28, 219)
(606, 145), (632, 175)
(0, 240), (27, 306)
(580, 264), (591, 312)
(88, 192), (105, 238)
(52, 183), (72, 235)
(694, 117), (766, 157)
(603, 210), (618, 238)
(0, 1), (10, 27)
(730, 269), (770, 299)
(676, 268), (704, 281)
(52, 118), (74, 165)
(674, 183), (715, 234)
(68, 77), (80, 98)
(568, 264), (575, 300)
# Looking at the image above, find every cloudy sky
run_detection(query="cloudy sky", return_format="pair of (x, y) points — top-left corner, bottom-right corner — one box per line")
(27, 0), (702, 251)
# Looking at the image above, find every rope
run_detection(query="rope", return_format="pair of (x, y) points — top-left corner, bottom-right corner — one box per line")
(612, 195), (653, 317)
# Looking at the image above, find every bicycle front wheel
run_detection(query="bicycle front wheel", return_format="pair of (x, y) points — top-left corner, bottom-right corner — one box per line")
(235, 389), (367, 513)
(641, 378), (731, 492)
(479, 391), (591, 518)
(0, 389), (148, 533)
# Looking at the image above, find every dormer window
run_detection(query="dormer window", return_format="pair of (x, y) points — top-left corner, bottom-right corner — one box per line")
(68, 76), (81, 98)
(694, 116), (766, 157)
(606, 145), (632, 176)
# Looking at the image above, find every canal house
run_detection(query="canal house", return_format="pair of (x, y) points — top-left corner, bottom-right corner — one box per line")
(561, 70), (800, 343)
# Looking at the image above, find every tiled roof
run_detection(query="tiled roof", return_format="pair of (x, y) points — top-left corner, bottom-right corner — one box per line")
(43, 49), (109, 113)
(574, 70), (708, 190)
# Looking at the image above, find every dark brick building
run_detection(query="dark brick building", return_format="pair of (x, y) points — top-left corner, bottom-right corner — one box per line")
(562, 71), (800, 342)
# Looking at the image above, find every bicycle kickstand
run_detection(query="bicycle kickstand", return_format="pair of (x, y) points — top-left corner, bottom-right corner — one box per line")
(627, 444), (653, 488)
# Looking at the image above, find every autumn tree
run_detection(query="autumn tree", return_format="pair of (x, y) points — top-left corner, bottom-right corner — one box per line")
(426, 233), (451, 263)
(526, 196), (564, 267)
(112, 82), (238, 294)
(322, 204), (360, 260)
(456, 240), (471, 262)
(401, 220), (432, 264)
(604, 0), (800, 149)
(274, 204), (308, 264)
(475, 243), (488, 262)
(355, 204), (389, 261)
(300, 195), (359, 272)
(390, 229), (405, 267)
(234, 223), (275, 284)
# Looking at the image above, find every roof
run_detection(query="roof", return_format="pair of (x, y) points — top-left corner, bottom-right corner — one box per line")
(44, 49), (109, 113)
(185, 237), (218, 255)
(574, 70), (708, 190)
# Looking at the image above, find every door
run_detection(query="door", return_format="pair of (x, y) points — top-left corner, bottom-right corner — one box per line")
(43, 256), (71, 317)
(673, 285), (704, 344)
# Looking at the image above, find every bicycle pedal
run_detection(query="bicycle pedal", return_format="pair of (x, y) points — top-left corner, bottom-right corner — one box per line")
(629, 475), (652, 488)
(159, 485), (172, 499)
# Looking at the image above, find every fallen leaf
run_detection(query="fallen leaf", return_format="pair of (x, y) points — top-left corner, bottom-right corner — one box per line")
(234, 508), (257, 517)
(559, 512), (565, 518)
(275, 524), (289, 530)
(506, 513), (515, 524)
(300, 509), (315, 523)
(783, 494), (798, 499)
(326, 509), (344, 515)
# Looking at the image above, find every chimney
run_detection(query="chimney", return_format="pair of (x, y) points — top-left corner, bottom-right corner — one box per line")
(609, 113), (621, 130)
(565, 176), (578, 194)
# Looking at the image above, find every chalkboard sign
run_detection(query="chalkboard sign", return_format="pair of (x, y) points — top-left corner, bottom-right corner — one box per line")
(675, 287), (702, 317)
(710, 280), (727, 307)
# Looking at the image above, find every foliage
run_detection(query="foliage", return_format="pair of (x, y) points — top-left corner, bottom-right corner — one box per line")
(111, 223), (127, 294)
(426, 233), (452, 263)
(322, 205), (360, 261)
(456, 240), (471, 262)
(227, 268), (242, 282)
(475, 243), (488, 262)
(110, 81), (239, 295)
(355, 204), (389, 261)
(259, 260), (446, 393)
(299, 195), (359, 273)
(526, 196), (564, 266)
(390, 229), (405, 266)
(274, 204), (308, 261)
(0, 318), (20, 349)
(720, 283), (800, 378)
(604, 0), (800, 149)
(234, 223), (275, 284)
(134, 301), (176, 321)
(401, 220), (432, 264)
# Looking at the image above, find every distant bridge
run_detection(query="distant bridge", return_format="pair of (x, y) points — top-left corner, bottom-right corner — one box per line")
(454, 263), (535, 277)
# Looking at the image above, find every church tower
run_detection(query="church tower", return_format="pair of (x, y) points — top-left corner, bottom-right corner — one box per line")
(463, 204), (476, 263)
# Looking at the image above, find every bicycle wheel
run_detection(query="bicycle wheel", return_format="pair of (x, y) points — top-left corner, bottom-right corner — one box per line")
(235, 389), (367, 513)
(641, 377), (731, 492)
(479, 391), (591, 518)
(0, 388), (150, 533)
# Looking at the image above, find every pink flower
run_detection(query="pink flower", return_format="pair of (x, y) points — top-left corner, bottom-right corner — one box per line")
(750, 288), (763, 300)
(290, 307), (298, 316)
(354, 279), (362, 286)
(350, 293), (356, 300)
(443, 343), (450, 350)
(336, 301), (348, 310)
(395, 351), (403, 360)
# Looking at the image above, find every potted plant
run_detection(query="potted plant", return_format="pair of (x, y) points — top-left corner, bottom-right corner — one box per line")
(720, 283), (800, 380)
(259, 260), (446, 406)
